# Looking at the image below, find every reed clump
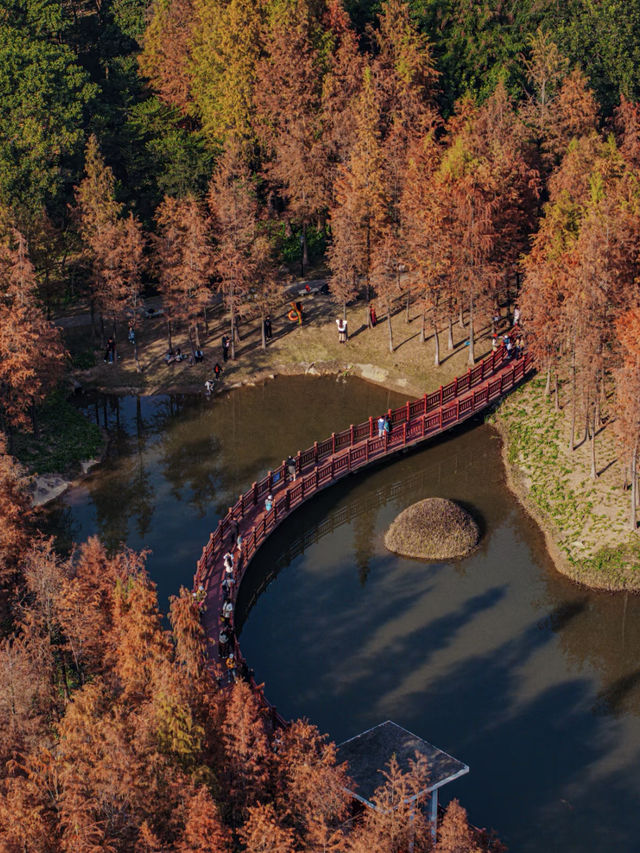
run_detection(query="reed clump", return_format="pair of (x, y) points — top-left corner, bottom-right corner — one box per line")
(385, 498), (479, 559)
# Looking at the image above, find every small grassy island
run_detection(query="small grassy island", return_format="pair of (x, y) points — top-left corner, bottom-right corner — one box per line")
(384, 497), (480, 560)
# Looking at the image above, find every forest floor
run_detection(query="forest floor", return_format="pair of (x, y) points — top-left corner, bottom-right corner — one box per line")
(64, 285), (495, 401)
(492, 372), (640, 591)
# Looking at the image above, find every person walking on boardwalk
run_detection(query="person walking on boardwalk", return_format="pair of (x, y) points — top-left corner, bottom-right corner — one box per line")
(265, 493), (274, 513)
(223, 551), (234, 572)
(226, 653), (238, 682)
(377, 415), (385, 437)
(384, 415), (391, 438)
(222, 573), (234, 601)
(219, 628), (230, 657)
(286, 454), (296, 482)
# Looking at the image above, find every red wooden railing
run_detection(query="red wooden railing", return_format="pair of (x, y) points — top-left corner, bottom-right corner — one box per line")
(196, 345), (535, 726)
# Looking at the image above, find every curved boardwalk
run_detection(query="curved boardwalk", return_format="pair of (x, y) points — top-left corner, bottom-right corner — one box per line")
(195, 346), (535, 724)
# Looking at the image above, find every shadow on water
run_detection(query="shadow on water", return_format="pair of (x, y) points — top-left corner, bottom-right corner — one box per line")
(49, 377), (640, 853)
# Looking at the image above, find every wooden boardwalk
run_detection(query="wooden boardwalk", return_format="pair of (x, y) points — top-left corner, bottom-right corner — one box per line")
(195, 345), (535, 723)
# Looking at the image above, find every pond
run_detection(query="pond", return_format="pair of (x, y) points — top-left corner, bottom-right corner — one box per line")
(51, 376), (640, 853)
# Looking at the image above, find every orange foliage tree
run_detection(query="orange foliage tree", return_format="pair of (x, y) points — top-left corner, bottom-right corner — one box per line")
(154, 194), (213, 353)
(0, 229), (65, 433)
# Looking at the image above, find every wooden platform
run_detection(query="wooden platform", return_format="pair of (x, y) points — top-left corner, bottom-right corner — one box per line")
(336, 720), (469, 807)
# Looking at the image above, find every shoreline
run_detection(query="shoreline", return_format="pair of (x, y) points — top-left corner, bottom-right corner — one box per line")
(51, 355), (637, 595)
(492, 417), (591, 590)
(80, 358), (427, 400)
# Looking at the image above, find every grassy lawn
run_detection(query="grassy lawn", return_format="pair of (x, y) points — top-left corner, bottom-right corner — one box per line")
(493, 374), (640, 591)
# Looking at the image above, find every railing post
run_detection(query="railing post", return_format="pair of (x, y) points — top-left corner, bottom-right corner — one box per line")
(423, 393), (428, 415)
(296, 450), (301, 476)
(454, 377), (458, 397)
(330, 458), (335, 478)
(350, 424), (354, 445)
(252, 482), (257, 505)
(348, 447), (352, 471)
(422, 415), (426, 436)
(439, 385), (443, 407)
(402, 422), (407, 445)
(314, 441), (318, 464)
(366, 439), (370, 461)
(331, 432), (336, 454)
(315, 467), (319, 489)
(467, 367), (472, 388)
(405, 401), (410, 422)
(439, 407), (443, 430)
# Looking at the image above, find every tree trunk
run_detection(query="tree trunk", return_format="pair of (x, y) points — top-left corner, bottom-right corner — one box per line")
(467, 293), (475, 364)
(230, 312), (236, 359)
(405, 289), (411, 323)
(545, 364), (551, 396)
(458, 303), (464, 329)
(386, 299), (393, 353)
(420, 308), (426, 343)
(569, 352), (576, 451)
(260, 310), (266, 351)
(448, 316), (454, 350)
(194, 322), (201, 348)
(112, 316), (118, 364)
(203, 306), (208, 336)
(554, 370), (559, 411)
(590, 400), (597, 479)
(631, 442), (638, 531)
(433, 318), (440, 366)
(302, 222), (309, 271)
(90, 298), (97, 342)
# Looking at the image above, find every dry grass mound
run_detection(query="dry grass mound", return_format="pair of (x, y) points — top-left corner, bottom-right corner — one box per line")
(384, 498), (479, 560)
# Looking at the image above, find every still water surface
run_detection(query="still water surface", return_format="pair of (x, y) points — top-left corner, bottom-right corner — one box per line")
(52, 376), (640, 853)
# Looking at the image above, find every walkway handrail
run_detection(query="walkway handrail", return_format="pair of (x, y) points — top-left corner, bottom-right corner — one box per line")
(195, 344), (535, 729)
(195, 343), (519, 586)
